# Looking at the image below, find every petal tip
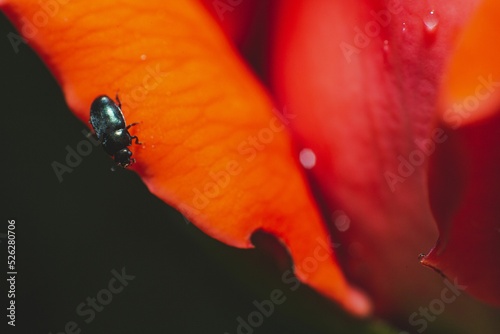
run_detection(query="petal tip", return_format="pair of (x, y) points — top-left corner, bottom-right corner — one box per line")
(344, 287), (373, 317)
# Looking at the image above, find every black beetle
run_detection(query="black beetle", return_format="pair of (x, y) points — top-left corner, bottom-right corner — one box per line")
(89, 94), (140, 167)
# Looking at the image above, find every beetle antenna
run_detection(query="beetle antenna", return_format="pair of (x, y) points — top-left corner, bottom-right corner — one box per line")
(115, 91), (122, 109)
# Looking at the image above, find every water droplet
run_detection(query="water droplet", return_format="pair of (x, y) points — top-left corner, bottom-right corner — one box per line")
(402, 22), (407, 32)
(333, 210), (351, 232)
(423, 10), (439, 33)
(299, 148), (316, 169)
(140, 54), (147, 61)
(383, 39), (389, 52)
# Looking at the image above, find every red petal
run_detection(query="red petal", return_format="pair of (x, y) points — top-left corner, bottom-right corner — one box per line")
(424, 0), (500, 307)
(272, 0), (485, 315)
(423, 112), (500, 306)
(0, 0), (370, 315)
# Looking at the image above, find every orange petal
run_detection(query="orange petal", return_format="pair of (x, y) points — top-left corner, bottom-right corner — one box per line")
(440, 0), (500, 126)
(198, 0), (260, 43)
(0, 0), (370, 315)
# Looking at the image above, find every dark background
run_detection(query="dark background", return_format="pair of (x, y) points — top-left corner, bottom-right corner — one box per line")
(0, 13), (396, 334)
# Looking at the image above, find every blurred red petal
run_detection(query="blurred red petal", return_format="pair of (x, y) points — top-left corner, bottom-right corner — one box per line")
(272, 0), (489, 316)
(426, 0), (500, 307)
(423, 112), (500, 306)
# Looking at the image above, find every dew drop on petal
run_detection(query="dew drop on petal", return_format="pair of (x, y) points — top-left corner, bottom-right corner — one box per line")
(333, 210), (351, 232)
(140, 54), (147, 61)
(383, 39), (389, 53)
(299, 148), (316, 169)
(402, 22), (407, 32)
(423, 10), (439, 33)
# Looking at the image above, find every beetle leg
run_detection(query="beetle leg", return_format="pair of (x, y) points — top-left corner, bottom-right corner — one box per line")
(131, 136), (142, 145)
(126, 123), (142, 145)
